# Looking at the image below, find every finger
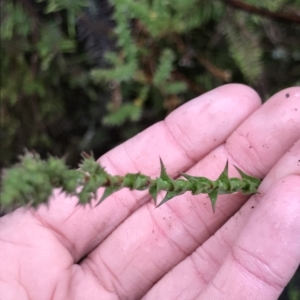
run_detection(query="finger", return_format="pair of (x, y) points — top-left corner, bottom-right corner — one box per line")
(259, 139), (300, 191)
(143, 138), (300, 299)
(226, 87), (300, 177)
(33, 84), (260, 260)
(81, 88), (300, 299)
(198, 175), (300, 300)
(0, 209), (75, 299)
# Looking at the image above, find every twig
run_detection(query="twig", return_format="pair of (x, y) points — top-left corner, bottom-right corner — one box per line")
(223, 0), (300, 24)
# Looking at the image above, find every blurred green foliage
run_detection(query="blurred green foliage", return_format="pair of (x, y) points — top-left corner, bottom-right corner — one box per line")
(1, 1), (300, 297)
(1, 0), (105, 166)
(1, 0), (300, 168)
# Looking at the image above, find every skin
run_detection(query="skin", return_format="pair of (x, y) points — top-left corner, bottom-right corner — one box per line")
(0, 84), (299, 300)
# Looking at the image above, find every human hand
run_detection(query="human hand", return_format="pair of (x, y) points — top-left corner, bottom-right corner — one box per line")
(0, 84), (299, 300)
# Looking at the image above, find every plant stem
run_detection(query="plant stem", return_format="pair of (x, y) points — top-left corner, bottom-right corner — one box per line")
(0, 152), (261, 213)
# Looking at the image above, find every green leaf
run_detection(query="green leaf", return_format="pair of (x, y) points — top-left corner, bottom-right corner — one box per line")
(234, 165), (256, 181)
(149, 185), (159, 204)
(159, 158), (171, 181)
(215, 161), (230, 193)
(153, 49), (175, 86)
(102, 104), (141, 126)
(156, 191), (178, 207)
(208, 189), (218, 213)
(97, 186), (120, 205)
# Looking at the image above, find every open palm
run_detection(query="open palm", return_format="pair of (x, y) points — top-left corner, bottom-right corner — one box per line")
(1, 84), (299, 300)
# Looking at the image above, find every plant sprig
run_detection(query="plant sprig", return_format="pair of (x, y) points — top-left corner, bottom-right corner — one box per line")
(0, 152), (261, 213)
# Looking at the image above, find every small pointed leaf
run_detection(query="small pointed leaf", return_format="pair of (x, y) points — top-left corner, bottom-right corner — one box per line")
(149, 185), (158, 204)
(208, 189), (218, 213)
(218, 161), (230, 183)
(156, 191), (178, 207)
(159, 158), (171, 181)
(180, 172), (193, 180)
(97, 187), (120, 205)
(234, 165), (258, 181)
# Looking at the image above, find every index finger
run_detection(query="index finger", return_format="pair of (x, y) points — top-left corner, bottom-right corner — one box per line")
(35, 84), (261, 260)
